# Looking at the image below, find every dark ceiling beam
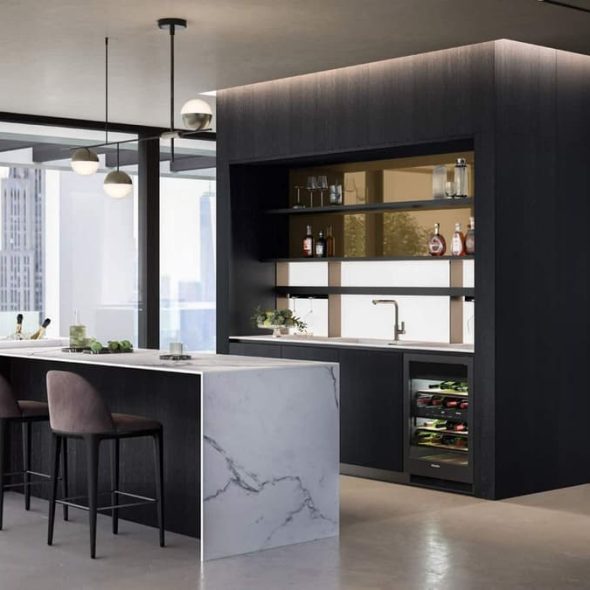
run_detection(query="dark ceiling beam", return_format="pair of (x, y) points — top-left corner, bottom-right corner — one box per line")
(0, 139), (38, 153)
(32, 143), (73, 163)
(170, 156), (216, 172)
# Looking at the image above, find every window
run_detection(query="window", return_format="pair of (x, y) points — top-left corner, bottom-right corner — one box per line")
(160, 176), (216, 352)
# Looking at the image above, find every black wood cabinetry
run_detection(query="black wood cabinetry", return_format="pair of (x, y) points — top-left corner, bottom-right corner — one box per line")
(219, 40), (590, 499)
(339, 349), (403, 472)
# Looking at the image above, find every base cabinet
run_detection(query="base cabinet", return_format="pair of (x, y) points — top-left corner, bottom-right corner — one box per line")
(339, 349), (404, 472)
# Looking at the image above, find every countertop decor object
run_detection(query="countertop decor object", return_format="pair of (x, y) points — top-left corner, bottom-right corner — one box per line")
(252, 307), (307, 337)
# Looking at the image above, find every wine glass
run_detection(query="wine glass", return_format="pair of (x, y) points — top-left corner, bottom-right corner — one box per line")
(317, 175), (328, 207)
(307, 176), (318, 208)
(293, 185), (305, 209)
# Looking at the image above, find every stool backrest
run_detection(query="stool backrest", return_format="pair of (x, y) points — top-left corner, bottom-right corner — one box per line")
(46, 371), (115, 434)
(0, 373), (21, 418)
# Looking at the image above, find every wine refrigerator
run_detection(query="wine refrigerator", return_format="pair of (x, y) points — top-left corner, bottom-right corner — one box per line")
(404, 354), (474, 491)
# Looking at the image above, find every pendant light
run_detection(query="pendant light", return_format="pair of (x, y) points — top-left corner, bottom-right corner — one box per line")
(157, 18), (213, 163)
(70, 147), (99, 175)
(104, 144), (133, 198)
(101, 37), (133, 198)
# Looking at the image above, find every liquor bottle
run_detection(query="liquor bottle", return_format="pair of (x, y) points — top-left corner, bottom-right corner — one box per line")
(451, 223), (466, 256)
(303, 225), (314, 257)
(428, 223), (447, 256)
(465, 217), (475, 255)
(315, 230), (327, 258)
(326, 225), (335, 257)
(453, 158), (469, 198)
(30, 318), (51, 340)
(15, 314), (23, 339)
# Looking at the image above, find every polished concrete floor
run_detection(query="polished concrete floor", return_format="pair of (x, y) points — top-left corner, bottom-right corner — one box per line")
(0, 476), (589, 589)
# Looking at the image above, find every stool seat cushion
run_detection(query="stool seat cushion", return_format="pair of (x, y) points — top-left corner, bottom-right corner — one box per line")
(17, 400), (49, 418)
(112, 413), (161, 433)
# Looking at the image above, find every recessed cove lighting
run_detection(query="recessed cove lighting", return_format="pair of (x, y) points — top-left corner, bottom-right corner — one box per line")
(200, 90), (217, 96)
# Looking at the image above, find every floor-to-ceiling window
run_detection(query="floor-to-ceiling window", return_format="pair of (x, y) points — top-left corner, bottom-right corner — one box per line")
(160, 176), (216, 352)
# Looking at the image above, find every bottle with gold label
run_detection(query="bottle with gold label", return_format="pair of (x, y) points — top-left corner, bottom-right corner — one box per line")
(428, 223), (447, 256)
(451, 223), (466, 256)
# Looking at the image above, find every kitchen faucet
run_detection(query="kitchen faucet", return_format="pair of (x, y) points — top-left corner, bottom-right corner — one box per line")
(372, 299), (406, 344)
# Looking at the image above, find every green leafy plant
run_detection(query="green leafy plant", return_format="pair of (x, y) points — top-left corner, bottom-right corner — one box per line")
(251, 307), (307, 332)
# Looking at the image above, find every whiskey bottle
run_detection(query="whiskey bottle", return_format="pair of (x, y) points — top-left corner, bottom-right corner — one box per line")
(428, 223), (447, 256)
(315, 230), (327, 258)
(303, 225), (314, 257)
(326, 225), (335, 257)
(451, 223), (466, 256)
(465, 217), (475, 255)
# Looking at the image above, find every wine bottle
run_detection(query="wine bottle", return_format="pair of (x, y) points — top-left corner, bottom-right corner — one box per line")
(428, 223), (446, 256)
(303, 225), (314, 258)
(15, 314), (23, 339)
(325, 225), (335, 257)
(30, 318), (51, 340)
(451, 223), (466, 256)
(315, 230), (326, 258)
(465, 217), (475, 255)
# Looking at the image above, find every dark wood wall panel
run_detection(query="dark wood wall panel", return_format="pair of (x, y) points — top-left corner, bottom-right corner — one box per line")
(493, 41), (590, 498)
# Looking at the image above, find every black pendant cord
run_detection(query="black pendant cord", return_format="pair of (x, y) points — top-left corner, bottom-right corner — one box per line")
(105, 37), (109, 145)
(169, 24), (175, 163)
(538, 0), (590, 14)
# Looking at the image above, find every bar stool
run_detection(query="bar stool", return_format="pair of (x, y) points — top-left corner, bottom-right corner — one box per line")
(0, 372), (68, 529)
(46, 370), (164, 559)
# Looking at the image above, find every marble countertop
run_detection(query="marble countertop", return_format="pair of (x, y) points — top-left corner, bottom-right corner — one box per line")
(230, 335), (474, 354)
(0, 346), (336, 375)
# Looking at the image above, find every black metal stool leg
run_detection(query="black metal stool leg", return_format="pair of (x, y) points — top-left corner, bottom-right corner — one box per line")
(0, 420), (6, 531)
(86, 435), (99, 559)
(62, 438), (68, 521)
(22, 421), (31, 511)
(153, 429), (165, 547)
(111, 438), (119, 535)
(47, 434), (61, 546)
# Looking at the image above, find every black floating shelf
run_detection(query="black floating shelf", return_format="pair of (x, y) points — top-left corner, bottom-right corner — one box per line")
(264, 255), (475, 263)
(265, 197), (474, 216)
(274, 286), (474, 297)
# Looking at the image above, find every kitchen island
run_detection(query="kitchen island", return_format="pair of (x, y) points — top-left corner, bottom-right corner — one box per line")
(0, 346), (339, 561)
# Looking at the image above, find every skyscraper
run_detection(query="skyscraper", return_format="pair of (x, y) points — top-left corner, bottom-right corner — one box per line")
(0, 167), (45, 317)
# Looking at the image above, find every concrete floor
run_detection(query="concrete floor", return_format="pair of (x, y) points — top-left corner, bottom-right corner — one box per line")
(0, 476), (589, 589)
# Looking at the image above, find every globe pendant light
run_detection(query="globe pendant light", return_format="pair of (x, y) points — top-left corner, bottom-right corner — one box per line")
(180, 98), (212, 131)
(104, 143), (133, 198)
(157, 18), (213, 164)
(71, 147), (99, 175)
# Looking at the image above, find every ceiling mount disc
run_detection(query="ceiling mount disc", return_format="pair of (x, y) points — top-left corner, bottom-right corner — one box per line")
(157, 18), (188, 31)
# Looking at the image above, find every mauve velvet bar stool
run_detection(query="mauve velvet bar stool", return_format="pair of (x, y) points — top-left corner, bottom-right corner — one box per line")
(0, 372), (68, 530)
(45, 370), (164, 559)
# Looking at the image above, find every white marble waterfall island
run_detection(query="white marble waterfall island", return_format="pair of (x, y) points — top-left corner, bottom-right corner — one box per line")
(0, 347), (340, 561)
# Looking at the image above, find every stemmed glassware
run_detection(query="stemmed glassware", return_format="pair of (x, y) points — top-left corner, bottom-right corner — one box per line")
(293, 185), (305, 208)
(317, 175), (328, 207)
(307, 176), (318, 208)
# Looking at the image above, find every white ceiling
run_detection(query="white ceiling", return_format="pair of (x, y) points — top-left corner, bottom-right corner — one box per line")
(1, 0), (590, 126)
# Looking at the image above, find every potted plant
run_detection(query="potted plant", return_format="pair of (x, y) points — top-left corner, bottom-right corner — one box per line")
(252, 307), (307, 338)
